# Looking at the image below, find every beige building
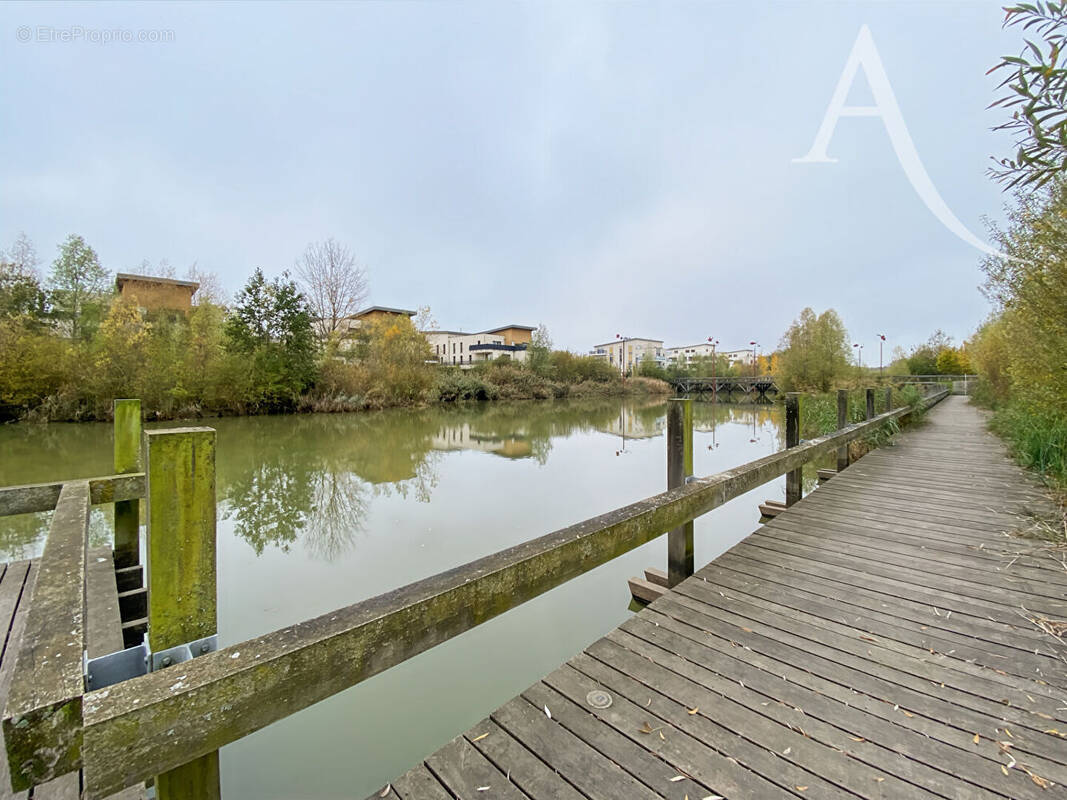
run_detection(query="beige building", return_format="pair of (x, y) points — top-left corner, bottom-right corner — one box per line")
(115, 273), (198, 312)
(590, 337), (665, 375)
(321, 306), (416, 349)
(425, 328), (529, 367)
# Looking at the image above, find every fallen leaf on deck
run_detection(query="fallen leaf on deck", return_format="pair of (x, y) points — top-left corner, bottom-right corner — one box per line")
(544, 705), (551, 719)
(670, 775), (686, 782)
(687, 707), (699, 715)
(379, 786), (391, 797)
(973, 733), (980, 744)
(472, 733), (489, 742)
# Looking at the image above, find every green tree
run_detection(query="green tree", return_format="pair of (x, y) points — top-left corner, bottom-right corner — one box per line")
(49, 234), (109, 340)
(777, 308), (850, 391)
(989, 3), (1067, 189)
(526, 323), (552, 376)
(226, 268), (317, 410)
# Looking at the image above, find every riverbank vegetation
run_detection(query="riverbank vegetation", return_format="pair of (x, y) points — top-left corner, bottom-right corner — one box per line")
(0, 235), (668, 422)
(965, 4), (1067, 491)
(969, 178), (1067, 488)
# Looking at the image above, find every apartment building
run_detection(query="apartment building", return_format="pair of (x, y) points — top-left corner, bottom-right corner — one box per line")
(666, 344), (757, 368)
(590, 337), (665, 375)
(317, 305), (416, 346)
(424, 326), (532, 366)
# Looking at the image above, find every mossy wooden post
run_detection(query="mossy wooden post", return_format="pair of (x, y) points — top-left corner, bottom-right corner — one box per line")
(865, 388), (875, 421)
(785, 393), (801, 506)
(145, 427), (221, 800)
(884, 386), (893, 412)
(666, 398), (693, 587)
(836, 389), (849, 473)
(113, 399), (141, 569)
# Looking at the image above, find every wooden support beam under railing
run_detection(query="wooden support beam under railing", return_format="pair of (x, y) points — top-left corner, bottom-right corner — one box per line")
(5, 389), (949, 797)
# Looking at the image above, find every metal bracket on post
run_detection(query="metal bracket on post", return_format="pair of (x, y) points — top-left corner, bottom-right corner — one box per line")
(150, 634), (218, 671)
(84, 634), (219, 691)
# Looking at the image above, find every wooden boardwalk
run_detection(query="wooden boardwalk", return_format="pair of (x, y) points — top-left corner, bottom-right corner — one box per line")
(373, 397), (1067, 800)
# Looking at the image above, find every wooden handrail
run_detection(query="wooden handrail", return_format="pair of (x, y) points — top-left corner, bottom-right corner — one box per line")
(3, 480), (90, 790)
(70, 389), (946, 797)
(0, 473), (145, 518)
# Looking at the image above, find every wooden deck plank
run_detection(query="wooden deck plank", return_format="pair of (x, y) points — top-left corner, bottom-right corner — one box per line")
(424, 736), (529, 800)
(465, 719), (586, 800)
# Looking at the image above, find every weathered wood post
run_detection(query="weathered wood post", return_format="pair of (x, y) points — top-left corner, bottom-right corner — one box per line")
(145, 427), (221, 800)
(785, 393), (801, 507)
(866, 388), (875, 420)
(113, 399), (141, 569)
(666, 398), (694, 587)
(836, 389), (849, 473)
(884, 386), (893, 412)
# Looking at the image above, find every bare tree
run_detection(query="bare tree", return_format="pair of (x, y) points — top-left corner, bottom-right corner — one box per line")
(185, 262), (228, 306)
(6, 232), (39, 277)
(294, 239), (369, 340)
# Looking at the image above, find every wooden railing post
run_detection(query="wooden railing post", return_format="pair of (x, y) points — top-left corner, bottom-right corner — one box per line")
(866, 388), (875, 420)
(666, 398), (694, 587)
(884, 386), (893, 413)
(145, 428), (221, 800)
(836, 389), (849, 472)
(113, 399), (141, 570)
(785, 393), (801, 506)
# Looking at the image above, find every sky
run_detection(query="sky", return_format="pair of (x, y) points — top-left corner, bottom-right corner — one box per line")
(0, 1), (1023, 362)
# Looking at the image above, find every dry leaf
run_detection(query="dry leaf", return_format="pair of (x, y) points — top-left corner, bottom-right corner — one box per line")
(544, 705), (552, 719)
(687, 707), (699, 715)
(875, 777), (885, 783)
(670, 775), (686, 782)
(472, 732), (489, 742)
(1029, 773), (1052, 789)
(379, 786), (392, 797)
(1001, 765), (1010, 776)
(476, 787), (490, 793)
(795, 786), (808, 792)
(973, 733), (980, 744)
(850, 736), (865, 742)
(659, 731), (665, 740)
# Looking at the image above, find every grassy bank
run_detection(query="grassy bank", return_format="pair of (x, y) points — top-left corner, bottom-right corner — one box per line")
(986, 402), (1067, 490)
(781, 384), (931, 462)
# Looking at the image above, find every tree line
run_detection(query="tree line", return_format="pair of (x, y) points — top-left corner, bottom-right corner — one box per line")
(0, 233), (663, 421)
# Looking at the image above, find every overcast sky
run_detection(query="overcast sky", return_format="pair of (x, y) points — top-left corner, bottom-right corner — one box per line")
(1, 1), (1020, 360)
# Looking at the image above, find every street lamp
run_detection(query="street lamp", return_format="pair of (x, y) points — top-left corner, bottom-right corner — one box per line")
(853, 342), (864, 368)
(749, 341), (759, 378)
(878, 334), (886, 375)
(708, 337), (719, 402)
(615, 333), (627, 377)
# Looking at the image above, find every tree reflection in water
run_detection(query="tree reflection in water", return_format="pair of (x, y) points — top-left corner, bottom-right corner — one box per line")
(2, 397), (791, 563)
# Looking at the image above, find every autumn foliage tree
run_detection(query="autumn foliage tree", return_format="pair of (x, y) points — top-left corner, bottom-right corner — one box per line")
(777, 308), (851, 392)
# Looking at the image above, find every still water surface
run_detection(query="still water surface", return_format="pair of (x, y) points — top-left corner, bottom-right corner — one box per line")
(0, 399), (792, 799)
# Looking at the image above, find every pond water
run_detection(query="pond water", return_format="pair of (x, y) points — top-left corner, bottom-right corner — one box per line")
(0, 398), (798, 799)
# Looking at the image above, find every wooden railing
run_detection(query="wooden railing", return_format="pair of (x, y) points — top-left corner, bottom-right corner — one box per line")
(0, 388), (948, 798)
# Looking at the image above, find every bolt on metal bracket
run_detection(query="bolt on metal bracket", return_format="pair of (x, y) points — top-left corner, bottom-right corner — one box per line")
(85, 633), (219, 691)
(150, 634), (219, 671)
